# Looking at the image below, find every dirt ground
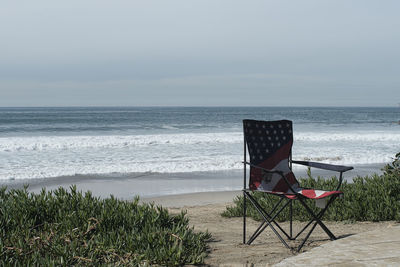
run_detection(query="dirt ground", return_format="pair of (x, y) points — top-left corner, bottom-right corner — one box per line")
(168, 203), (397, 266)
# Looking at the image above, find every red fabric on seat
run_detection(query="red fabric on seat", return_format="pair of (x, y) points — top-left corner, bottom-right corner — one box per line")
(255, 188), (342, 200)
(268, 189), (343, 200)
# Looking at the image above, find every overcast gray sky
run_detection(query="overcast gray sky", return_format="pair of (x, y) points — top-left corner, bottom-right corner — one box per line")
(0, 0), (399, 107)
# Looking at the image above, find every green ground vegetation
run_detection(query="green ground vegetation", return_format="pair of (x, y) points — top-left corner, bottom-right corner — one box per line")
(223, 152), (400, 222)
(0, 186), (211, 266)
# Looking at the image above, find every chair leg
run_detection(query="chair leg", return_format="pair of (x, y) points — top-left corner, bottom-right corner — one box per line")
(248, 221), (267, 245)
(294, 195), (338, 240)
(244, 192), (291, 249)
(294, 214), (317, 240)
(295, 195), (338, 251)
(243, 190), (246, 244)
(302, 196), (337, 240)
(246, 194), (293, 244)
(247, 197), (289, 244)
(297, 221), (319, 252)
(247, 199), (292, 245)
(289, 199), (293, 240)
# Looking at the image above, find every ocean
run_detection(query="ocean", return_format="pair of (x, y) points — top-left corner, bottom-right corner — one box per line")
(1, 107), (399, 198)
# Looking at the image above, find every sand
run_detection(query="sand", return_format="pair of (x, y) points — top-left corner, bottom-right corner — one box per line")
(143, 191), (396, 266)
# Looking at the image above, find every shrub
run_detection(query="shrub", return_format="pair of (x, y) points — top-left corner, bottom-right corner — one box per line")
(222, 153), (400, 222)
(0, 186), (211, 266)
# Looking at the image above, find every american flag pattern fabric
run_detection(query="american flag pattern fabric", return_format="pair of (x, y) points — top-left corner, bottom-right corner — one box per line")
(243, 119), (342, 199)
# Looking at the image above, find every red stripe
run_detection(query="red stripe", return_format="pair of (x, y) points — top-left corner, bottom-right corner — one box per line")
(259, 141), (292, 170)
(284, 190), (342, 199)
(301, 189), (316, 198)
(296, 189), (342, 199)
(249, 140), (295, 191)
(285, 172), (297, 187)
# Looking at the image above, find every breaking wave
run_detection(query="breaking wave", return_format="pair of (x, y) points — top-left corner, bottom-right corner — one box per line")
(0, 131), (398, 180)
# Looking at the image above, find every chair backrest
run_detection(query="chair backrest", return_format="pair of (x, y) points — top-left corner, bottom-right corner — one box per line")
(243, 119), (299, 193)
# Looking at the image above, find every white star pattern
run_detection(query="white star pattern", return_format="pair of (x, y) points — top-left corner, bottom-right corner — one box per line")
(244, 120), (292, 165)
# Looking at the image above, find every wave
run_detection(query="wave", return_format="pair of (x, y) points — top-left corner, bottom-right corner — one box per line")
(0, 131), (398, 180)
(0, 155), (244, 180)
(0, 151), (392, 181)
(295, 132), (400, 142)
(1, 131), (400, 153)
(0, 132), (243, 152)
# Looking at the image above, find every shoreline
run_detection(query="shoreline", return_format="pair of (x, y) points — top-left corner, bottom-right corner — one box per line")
(141, 190), (242, 207)
(1, 163), (386, 200)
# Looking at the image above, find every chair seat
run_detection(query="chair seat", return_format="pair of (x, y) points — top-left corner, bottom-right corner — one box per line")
(255, 188), (343, 200)
(287, 189), (343, 199)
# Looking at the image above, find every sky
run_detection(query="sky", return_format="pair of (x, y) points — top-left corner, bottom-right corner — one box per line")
(0, 0), (399, 107)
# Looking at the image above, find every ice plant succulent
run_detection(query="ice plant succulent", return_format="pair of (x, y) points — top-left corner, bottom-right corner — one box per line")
(0, 186), (211, 266)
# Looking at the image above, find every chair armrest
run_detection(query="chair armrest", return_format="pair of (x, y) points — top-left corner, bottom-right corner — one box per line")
(292, 160), (353, 173)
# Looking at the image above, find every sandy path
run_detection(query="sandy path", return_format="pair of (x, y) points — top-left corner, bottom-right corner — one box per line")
(144, 191), (396, 266)
(168, 203), (395, 266)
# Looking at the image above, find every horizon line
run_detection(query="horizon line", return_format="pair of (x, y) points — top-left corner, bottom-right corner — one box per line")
(0, 105), (398, 109)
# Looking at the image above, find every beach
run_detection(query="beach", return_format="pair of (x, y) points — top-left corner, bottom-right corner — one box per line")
(142, 190), (397, 266)
(4, 169), (397, 265)
(2, 1), (400, 264)
(4, 162), (386, 200)
(1, 106), (399, 264)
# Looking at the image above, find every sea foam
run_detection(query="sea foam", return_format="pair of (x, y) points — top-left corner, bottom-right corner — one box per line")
(0, 130), (398, 180)
(0, 133), (242, 153)
(1, 131), (399, 152)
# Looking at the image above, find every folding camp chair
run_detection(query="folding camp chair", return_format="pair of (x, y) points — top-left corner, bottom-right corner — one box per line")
(242, 119), (353, 252)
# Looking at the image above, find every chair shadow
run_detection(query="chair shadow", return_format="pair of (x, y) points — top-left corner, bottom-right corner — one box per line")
(337, 233), (355, 239)
(304, 233), (355, 246)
